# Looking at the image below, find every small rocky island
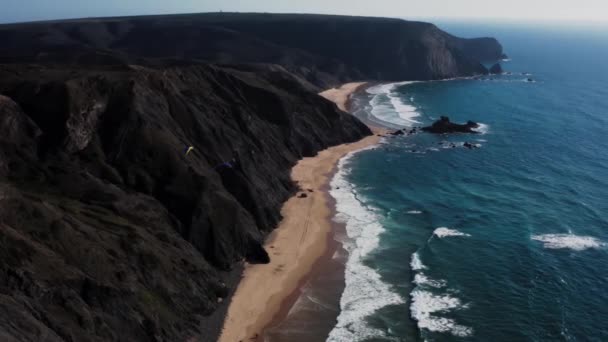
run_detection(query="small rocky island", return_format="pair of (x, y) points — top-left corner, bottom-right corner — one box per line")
(422, 116), (480, 134)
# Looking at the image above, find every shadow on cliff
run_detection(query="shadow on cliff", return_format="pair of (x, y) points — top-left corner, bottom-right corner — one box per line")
(0, 62), (370, 341)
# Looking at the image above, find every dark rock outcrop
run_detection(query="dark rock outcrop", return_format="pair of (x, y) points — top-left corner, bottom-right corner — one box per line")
(0, 13), (505, 89)
(489, 63), (503, 74)
(0, 63), (370, 341)
(422, 116), (479, 134)
(451, 37), (506, 62)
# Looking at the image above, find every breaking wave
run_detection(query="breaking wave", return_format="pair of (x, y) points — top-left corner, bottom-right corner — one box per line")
(366, 82), (420, 127)
(532, 233), (605, 251)
(433, 227), (471, 238)
(327, 148), (404, 341)
(472, 123), (490, 134)
(409, 251), (473, 337)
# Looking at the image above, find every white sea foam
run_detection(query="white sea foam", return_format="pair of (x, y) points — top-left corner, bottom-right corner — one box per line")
(407, 210), (423, 214)
(410, 251), (472, 337)
(433, 227), (471, 238)
(410, 290), (473, 337)
(388, 92), (421, 124)
(410, 251), (426, 271)
(531, 234), (605, 251)
(366, 82), (420, 127)
(327, 149), (405, 342)
(368, 91), (401, 127)
(472, 123), (490, 134)
(414, 273), (446, 288)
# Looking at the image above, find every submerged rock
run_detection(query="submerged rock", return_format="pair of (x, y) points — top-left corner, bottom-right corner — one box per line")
(422, 116), (479, 134)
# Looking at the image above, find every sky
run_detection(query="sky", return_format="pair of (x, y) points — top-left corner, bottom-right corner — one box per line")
(1, 0), (608, 24)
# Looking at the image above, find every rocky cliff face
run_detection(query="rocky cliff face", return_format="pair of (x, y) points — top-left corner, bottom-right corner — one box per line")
(0, 13), (505, 89)
(0, 63), (370, 341)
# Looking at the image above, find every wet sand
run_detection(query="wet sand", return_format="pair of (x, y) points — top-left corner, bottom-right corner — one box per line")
(219, 82), (381, 342)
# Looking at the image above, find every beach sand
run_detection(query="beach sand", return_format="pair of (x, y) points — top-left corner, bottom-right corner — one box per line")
(219, 82), (381, 342)
(319, 82), (367, 112)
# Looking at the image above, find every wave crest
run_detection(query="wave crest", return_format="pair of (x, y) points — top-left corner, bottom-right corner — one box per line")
(433, 227), (471, 238)
(366, 82), (420, 127)
(410, 251), (426, 271)
(532, 233), (605, 251)
(410, 290), (473, 337)
(409, 251), (472, 337)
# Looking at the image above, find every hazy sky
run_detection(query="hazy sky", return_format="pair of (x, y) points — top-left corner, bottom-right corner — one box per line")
(2, 0), (608, 24)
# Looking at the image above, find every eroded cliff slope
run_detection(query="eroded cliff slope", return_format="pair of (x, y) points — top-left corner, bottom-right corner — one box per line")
(0, 63), (370, 341)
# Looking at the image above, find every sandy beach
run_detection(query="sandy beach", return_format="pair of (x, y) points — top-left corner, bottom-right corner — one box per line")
(219, 82), (380, 342)
(319, 82), (367, 112)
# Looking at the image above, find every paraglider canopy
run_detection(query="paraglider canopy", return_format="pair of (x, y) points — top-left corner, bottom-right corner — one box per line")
(185, 146), (195, 156)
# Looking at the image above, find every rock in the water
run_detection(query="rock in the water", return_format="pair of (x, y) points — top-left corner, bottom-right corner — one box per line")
(489, 63), (503, 74)
(390, 129), (405, 136)
(422, 116), (479, 134)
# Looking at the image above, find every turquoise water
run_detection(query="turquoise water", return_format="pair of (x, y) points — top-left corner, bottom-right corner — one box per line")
(329, 23), (608, 341)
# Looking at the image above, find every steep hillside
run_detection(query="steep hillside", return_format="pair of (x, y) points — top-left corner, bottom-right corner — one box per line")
(0, 13), (505, 88)
(0, 63), (370, 341)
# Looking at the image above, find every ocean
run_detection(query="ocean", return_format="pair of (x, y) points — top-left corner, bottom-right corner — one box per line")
(269, 22), (608, 341)
(333, 22), (608, 341)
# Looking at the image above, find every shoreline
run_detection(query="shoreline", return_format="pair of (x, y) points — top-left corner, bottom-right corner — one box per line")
(219, 82), (383, 342)
(262, 163), (349, 342)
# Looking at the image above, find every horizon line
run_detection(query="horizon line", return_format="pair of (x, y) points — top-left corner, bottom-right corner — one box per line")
(0, 10), (606, 26)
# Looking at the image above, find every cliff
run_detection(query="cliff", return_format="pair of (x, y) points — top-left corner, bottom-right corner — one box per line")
(0, 63), (370, 341)
(0, 12), (505, 341)
(0, 13), (505, 89)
